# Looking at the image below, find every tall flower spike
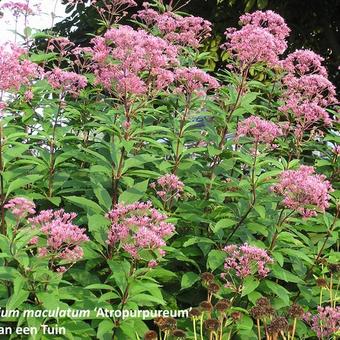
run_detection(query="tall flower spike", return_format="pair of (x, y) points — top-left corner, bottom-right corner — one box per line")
(271, 165), (333, 217)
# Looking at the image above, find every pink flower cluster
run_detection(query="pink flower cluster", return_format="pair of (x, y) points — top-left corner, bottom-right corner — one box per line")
(0, 1), (36, 17)
(281, 49), (328, 78)
(106, 201), (175, 259)
(91, 25), (178, 95)
(271, 165), (333, 217)
(4, 197), (36, 219)
(222, 243), (273, 279)
(150, 174), (184, 202)
(223, 11), (290, 67)
(28, 209), (89, 263)
(0, 42), (40, 93)
(174, 67), (219, 96)
(135, 4), (212, 47)
(236, 116), (283, 145)
(46, 68), (87, 97)
(280, 49), (337, 129)
(304, 306), (340, 339)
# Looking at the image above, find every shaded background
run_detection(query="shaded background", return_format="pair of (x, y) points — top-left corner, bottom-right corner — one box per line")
(56, 0), (340, 88)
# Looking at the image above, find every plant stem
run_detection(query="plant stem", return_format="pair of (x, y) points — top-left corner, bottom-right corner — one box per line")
(172, 94), (191, 175)
(200, 314), (204, 340)
(293, 207), (339, 302)
(205, 67), (249, 199)
(193, 318), (198, 340)
(48, 99), (63, 198)
(226, 140), (258, 242)
(257, 319), (261, 340)
(291, 318), (297, 340)
(0, 119), (5, 234)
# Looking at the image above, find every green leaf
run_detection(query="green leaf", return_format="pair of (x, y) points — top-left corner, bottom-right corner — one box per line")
(271, 263), (304, 284)
(181, 272), (199, 290)
(6, 290), (29, 310)
(5, 175), (42, 198)
(93, 185), (112, 210)
(119, 180), (149, 204)
(213, 218), (236, 233)
(207, 250), (225, 272)
(64, 196), (104, 214)
(241, 277), (259, 297)
(183, 237), (215, 247)
(97, 320), (114, 340)
(0, 266), (21, 280)
(264, 280), (290, 306)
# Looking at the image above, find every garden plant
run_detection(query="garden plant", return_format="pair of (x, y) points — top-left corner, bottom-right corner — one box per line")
(0, 0), (339, 339)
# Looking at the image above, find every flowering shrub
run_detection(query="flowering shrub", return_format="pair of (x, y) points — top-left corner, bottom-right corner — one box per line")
(0, 0), (338, 339)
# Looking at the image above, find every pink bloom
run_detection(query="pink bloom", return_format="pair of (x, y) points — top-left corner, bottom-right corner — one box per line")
(4, 197), (36, 219)
(135, 5), (212, 48)
(151, 174), (184, 202)
(223, 11), (289, 67)
(24, 90), (33, 101)
(279, 74), (337, 127)
(236, 116), (283, 145)
(91, 25), (178, 95)
(304, 306), (340, 339)
(333, 145), (340, 155)
(28, 209), (89, 262)
(174, 67), (219, 96)
(271, 165), (333, 217)
(148, 260), (158, 268)
(29, 236), (38, 245)
(106, 201), (175, 259)
(0, 42), (40, 93)
(222, 243), (273, 280)
(0, 1), (36, 17)
(282, 49), (328, 77)
(46, 68), (87, 97)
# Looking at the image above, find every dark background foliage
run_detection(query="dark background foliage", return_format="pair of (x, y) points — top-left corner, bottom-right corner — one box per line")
(57, 0), (340, 87)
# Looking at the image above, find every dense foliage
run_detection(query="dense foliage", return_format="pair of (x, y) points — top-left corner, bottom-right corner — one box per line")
(0, 0), (339, 339)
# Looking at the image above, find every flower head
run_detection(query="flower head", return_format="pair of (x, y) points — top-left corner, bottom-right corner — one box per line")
(174, 67), (219, 96)
(91, 25), (178, 95)
(282, 49), (328, 77)
(28, 209), (89, 262)
(223, 10), (289, 67)
(106, 201), (175, 259)
(304, 306), (340, 339)
(236, 116), (283, 145)
(150, 174), (184, 202)
(135, 5), (211, 48)
(271, 165), (333, 217)
(0, 1), (36, 17)
(222, 243), (273, 280)
(46, 68), (87, 97)
(5, 197), (36, 219)
(0, 42), (40, 93)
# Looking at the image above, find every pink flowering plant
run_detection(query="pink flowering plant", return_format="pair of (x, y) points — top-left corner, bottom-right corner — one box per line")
(0, 0), (338, 339)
